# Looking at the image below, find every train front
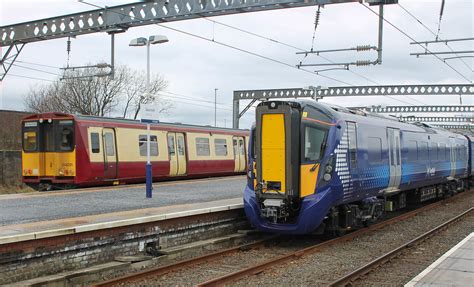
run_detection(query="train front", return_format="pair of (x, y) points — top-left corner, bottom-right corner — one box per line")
(244, 101), (339, 234)
(22, 113), (76, 190)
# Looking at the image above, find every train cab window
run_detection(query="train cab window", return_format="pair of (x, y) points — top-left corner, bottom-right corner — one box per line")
(23, 121), (38, 152)
(303, 126), (327, 162)
(214, 138), (228, 156)
(139, 135), (158, 156)
(57, 120), (74, 151)
(196, 137), (210, 156)
(368, 137), (382, 163)
(23, 131), (38, 152)
(167, 135), (176, 156)
(91, 133), (100, 153)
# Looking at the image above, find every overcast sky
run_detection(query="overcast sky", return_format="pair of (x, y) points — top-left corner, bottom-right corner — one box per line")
(0, 0), (472, 129)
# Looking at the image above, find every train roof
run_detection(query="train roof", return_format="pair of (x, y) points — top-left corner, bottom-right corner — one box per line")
(22, 112), (249, 134)
(277, 100), (467, 139)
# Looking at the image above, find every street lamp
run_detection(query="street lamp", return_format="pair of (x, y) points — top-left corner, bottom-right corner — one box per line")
(129, 35), (169, 85)
(129, 34), (169, 199)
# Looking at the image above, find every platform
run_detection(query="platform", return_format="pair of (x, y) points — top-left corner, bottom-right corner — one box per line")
(0, 197), (243, 244)
(0, 175), (246, 226)
(405, 232), (474, 287)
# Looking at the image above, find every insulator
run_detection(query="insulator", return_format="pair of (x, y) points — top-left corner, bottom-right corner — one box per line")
(96, 63), (110, 69)
(314, 6), (321, 29)
(356, 45), (372, 52)
(356, 60), (372, 66)
(67, 37), (71, 53)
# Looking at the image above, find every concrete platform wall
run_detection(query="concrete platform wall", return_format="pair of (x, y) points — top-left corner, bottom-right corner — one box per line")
(0, 209), (247, 284)
(0, 150), (22, 186)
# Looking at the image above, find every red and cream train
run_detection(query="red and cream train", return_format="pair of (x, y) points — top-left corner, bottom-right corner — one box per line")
(21, 113), (249, 190)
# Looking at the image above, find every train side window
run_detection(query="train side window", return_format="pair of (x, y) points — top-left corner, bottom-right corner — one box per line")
(438, 143), (446, 160)
(408, 140), (418, 161)
(139, 135), (158, 156)
(239, 139), (245, 155)
(368, 137), (382, 163)
(104, 133), (115, 156)
(167, 135), (175, 156)
(419, 141), (428, 160)
(91, 133), (100, 153)
(177, 136), (185, 156)
(214, 138), (228, 156)
(430, 142), (438, 161)
(196, 137), (210, 156)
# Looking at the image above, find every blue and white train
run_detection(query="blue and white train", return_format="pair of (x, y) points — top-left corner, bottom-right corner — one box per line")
(244, 100), (473, 234)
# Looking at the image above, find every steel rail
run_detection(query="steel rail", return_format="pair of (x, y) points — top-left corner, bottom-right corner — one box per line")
(328, 207), (474, 287)
(93, 191), (470, 286)
(91, 235), (279, 287)
(196, 192), (471, 287)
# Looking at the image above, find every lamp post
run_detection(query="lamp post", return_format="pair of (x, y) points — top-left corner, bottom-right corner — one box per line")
(214, 88), (218, 127)
(129, 35), (169, 198)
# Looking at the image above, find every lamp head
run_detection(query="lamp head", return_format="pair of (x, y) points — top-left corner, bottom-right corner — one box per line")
(129, 37), (148, 46)
(149, 35), (169, 45)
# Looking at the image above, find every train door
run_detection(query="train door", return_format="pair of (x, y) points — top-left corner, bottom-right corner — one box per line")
(102, 128), (117, 179)
(347, 122), (359, 191)
(233, 136), (246, 172)
(168, 132), (187, 176)
(449, 138), (456, 177)
(387, 128), (401, 190)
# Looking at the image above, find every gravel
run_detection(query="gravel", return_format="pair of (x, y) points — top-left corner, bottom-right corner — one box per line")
(232, 190), (474, 287)
(113, 191), (473, 287)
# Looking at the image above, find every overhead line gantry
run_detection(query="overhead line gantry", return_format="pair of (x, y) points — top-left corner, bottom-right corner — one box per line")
(0, 0), (396, 81)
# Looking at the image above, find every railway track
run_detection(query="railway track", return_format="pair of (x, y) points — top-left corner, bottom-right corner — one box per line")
(328, 207), (473, 287)
(92, 192), (471, 287)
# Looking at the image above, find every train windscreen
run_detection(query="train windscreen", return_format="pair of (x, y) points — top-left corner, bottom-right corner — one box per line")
(22, 119), (75, 152)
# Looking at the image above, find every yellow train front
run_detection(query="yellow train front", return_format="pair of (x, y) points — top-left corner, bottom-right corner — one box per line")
(22, 113), (76, 190)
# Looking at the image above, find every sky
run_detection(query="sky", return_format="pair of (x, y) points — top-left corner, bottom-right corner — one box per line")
(0, 0), (473, 129)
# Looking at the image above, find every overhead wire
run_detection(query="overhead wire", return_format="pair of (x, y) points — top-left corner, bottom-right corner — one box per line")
(397, 2), (473, 73)
(6, 62), (62, 77)
(7, 73), (55, 82)
(201, 16), (379, 85)
(200, 10), (428, 107)
(76, 0), (434, 107)
(361, 2), (473, 84)
(79, 0), (352, 86)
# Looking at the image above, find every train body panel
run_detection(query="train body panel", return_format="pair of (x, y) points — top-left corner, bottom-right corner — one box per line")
(22, 113), (249, 189)
(244, 100), (472, 234)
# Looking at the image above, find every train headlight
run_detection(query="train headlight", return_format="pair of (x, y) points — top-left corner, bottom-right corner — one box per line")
(58, 168), (64, 176)
(323, 173), (332, 181)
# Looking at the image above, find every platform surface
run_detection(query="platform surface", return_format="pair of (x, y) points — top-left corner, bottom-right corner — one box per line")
(0, 196), (243, 244)
(0, 176), (246, 226)
(405, 232), (474, 287)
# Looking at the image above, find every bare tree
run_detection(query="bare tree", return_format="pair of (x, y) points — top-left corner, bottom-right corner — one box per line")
(120, 66), (170, 119)
(24, 64), (170, 118)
